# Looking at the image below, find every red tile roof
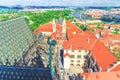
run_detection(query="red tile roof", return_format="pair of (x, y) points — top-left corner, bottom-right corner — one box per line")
(68, 30), (96, 40)
(33, 20), (82, 35)
(33, 23), (53, 34)
(66, 21), (77, 28)
(63, 30), (97, 50)
(63, 34), (96, 50)
(91, 40), (117, 71)
(99, 33), (120, 46)
(80, 71), (120, 80)
(66, 21), (82, 38)
(118, 42), (120, 46)
(84, 30), (97, 39)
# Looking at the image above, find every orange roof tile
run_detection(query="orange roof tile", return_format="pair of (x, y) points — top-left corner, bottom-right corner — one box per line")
(63, 30), (96, 50)
(118, 42), (120, 46)
(63, 33), (96, 50)
(33, 20), (82, 35)
(80, 71), (120, 80)
(68, 31), (96, 40)
(99, 33), (120, 46)
(66, 21), (82, 37)
(91, 40), (117, 71)
(33, 23), (53, 34)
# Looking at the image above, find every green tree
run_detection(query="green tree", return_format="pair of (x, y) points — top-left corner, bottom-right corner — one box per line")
(24, 10), (72, 31)
(78, 24), (88, 31)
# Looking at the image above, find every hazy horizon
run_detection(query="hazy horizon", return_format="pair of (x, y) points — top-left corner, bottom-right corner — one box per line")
(0, 0), (120, 7)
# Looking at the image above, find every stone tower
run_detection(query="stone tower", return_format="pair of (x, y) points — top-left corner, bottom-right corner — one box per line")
(52, 19), (56, 32)
(62, 18), (66, 33)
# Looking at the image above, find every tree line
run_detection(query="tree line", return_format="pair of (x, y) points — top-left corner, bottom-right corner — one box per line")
(24, 10), (73, 31)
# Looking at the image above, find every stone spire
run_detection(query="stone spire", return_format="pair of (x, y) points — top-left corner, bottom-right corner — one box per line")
(52, 19), (56, 32)
(62, 18), (66, 33)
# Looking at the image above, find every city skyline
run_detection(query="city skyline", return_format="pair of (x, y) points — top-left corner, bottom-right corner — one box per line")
(0, 0), (120, 6)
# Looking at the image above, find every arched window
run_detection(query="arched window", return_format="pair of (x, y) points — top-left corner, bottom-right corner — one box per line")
(70, 64), (74, 66)
(76, 64), (80, 66)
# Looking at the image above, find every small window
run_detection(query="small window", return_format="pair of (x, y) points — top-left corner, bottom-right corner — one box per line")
(77, 60), (80, 62)
(70, 64), (74, 66)
(77, 55), (81, 58)
(71, 60), (74, 62)
(85, 50), (88, 52)
(84, 60), (87, 62)
(71, 55), (75, 58)
(76, 64), (80, 66)
(84, 55), (87, 58)
(84, 63), (86, 66)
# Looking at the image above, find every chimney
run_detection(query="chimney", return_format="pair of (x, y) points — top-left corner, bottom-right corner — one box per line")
(99, 31), (102, 37)
(108, 23), (111, 29)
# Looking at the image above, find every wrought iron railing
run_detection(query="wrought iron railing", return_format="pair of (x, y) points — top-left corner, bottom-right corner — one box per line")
(0, 66), (52, 80)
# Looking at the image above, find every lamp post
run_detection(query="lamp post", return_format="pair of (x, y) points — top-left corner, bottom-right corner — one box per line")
(47, 36), (57, 79)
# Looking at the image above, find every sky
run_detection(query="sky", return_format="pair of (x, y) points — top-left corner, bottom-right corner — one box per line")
(0, 0), (120, 6)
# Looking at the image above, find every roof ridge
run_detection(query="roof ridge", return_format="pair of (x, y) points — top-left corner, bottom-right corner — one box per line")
(90, 39), (98, 50)
(109, 61), (120, 71)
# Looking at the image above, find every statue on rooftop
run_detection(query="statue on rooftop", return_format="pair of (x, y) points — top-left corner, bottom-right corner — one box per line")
(47, 36), (57, 78)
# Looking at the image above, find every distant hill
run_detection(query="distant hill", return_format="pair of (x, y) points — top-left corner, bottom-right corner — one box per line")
(26, 6), (68, 9)
(11, 6), (24, 10)
(1, 5), (120, 10)
(0, 5), (9, 9)
(0, 5), (24, 10)
(0, 5), (68, 10)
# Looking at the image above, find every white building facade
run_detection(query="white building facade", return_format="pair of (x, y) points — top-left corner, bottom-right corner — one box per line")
(63, 49), (89, 69)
